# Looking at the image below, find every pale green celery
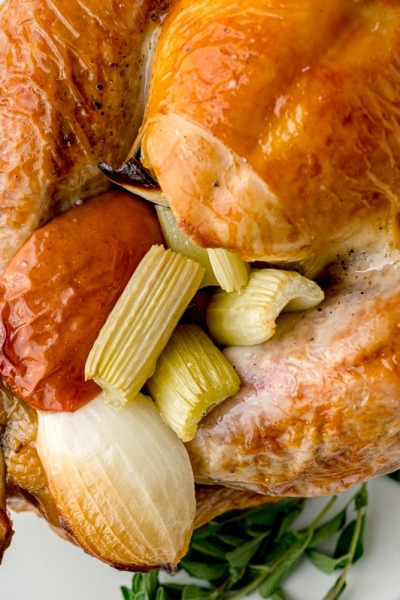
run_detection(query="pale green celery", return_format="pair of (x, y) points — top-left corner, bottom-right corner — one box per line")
(207, 248), (250, 292)
(206, 268), (324, 346)
(156, 206), (218, 288)
(85, 245), (205, 409)
(146, 324), (240, 441)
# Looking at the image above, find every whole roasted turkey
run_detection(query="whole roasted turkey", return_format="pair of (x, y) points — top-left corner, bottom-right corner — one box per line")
(1, 0), (400, 572)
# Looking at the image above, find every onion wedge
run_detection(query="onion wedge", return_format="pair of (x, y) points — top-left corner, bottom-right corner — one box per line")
(36, 393), (195, 572)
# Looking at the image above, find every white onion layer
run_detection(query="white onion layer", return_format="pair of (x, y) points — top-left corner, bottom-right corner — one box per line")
(36, 393), (195, 572)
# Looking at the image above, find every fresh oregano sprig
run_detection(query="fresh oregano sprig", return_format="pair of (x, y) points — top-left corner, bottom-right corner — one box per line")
(121, 483), (368, 600)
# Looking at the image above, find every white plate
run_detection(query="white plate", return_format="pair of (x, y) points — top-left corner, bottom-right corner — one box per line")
(1, 476), (400, 600)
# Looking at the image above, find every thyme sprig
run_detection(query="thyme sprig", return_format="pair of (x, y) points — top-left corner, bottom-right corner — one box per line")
(121, 484), (368, 600)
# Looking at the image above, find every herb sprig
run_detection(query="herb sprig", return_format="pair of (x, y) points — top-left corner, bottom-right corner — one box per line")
(121, 484), (368, 600)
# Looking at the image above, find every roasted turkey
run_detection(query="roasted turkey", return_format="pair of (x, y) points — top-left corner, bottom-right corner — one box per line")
(1, 0), (400, 573)
(0, 0), (159, 272)
(140, 0), (400, 275)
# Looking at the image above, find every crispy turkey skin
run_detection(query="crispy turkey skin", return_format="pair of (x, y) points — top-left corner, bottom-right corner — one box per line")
(0, 0), (156, 272)
(140, 0), (400, 274)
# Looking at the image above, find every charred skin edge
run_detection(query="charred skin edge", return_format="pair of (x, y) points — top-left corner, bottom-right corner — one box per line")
(99, 158), (160, 191)
(149, 1), (172, 20)
(58, 514), (179, 574)
(0, 509), (13, 564)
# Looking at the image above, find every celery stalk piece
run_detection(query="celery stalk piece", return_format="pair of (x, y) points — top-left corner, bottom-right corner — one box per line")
(85, 246), (205, 409)
(146, 324), (240, 441)
(206, 268), (324, 347)
(156, 206), (218, 288)
(207, 248), (250, 292)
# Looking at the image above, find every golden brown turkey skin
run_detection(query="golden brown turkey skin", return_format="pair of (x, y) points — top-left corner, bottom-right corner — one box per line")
(0, 382), (59, 527)
(0, 0), (156, 272)
(186, 235), (400, 497)
(141, 0), (400, 271)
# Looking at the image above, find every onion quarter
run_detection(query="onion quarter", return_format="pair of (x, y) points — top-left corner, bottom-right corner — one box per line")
(36, 393), (195, 572)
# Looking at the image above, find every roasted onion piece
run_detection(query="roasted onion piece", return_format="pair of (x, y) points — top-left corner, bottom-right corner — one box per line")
(36, 393), (196, 572)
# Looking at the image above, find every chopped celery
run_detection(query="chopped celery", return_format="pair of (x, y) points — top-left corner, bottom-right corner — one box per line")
(206, 268), (324, 346)
(155, 206), (250, 291)
(85, 246), (204, 408)
(156, 206), (218, 288)
(146, 324), (240, 441)
(207, 248), (250, 292)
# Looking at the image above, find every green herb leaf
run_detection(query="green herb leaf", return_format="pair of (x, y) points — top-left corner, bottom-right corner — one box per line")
(182, 585), (217, 600)
(354, 484), (368, 510)
(217, 535), (247, 547)
(270, 589), (287, 600)
(243, 525), (270, 539)
(334, 516), (365, 564)
(228, 565), (247, 585)
(309, 507), (347, 548)
(307, 549), (350, 574)
(156, 588), (170, 600)
(259, 536), (309, 598)
(192, 540), (227, 560)
(142, 571), (160, 598)
(180, 561), (230, 581)
(276, 502), (304, 539)
(121, 587), (135, 600)
(192, 524), (221, 540)
(128, 572), (160, 600)
(162, 583), (187, 600)
(226, 532), (269, 568)
(248, 564), (272, 576)
(245, 499), (304, 527)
